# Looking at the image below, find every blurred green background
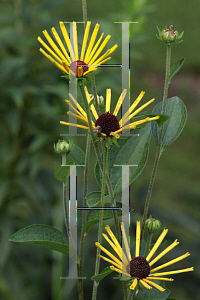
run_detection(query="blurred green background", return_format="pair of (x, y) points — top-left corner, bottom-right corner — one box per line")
(0, 0), (199, 299)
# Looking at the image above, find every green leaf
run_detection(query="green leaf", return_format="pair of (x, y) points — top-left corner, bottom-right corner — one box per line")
(69, 144), (85, 166)
(54, 165), (70, 182)
(135, 280), (170, 300)
(151, 97), (187, 151)
(9, 224), (76, 261)
(86, 191), (112, 207)
(169, 58), (186, 82)
(91, 267), (113, 282)
(95, 125), (151, 196)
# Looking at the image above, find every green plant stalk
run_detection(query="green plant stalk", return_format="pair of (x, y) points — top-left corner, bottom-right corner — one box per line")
(144, 232), (153, 258)
(77, 133), (91, 300)
(92, 146), (108, 300)
(78, 80), (127, 299)
(127, 289), (136, 300)
(140, 43), (171, 247)
(62, 153), (73, 246)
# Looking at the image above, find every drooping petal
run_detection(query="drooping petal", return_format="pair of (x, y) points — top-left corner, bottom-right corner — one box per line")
(140, 279), (152, 290)
(130, 278), (138, 290)
(143, 279), (165, 291)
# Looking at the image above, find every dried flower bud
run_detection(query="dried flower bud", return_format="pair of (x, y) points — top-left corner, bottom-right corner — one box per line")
(54, 139), (73, 154)
(157, 25), (184, 44)
(145, 217), (161, 233)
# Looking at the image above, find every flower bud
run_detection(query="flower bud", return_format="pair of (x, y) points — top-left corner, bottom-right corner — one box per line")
(54, 139), (73, 154)
(145, 217), (161, 233)
(157, 25), (184, 44)
(89, 94), (104, 106)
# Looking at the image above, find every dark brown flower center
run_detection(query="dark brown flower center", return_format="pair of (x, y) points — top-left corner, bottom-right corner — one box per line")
(128, 256), (150, 279)
(70, 60), (88, 76)
(95, 112), (120, 136)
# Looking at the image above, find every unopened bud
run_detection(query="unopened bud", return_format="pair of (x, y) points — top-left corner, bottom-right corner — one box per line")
(54, 139), (73, 154)
(145, 217), (161, 233)
(157, 25), (184, 44)
(89, 94), (104, 106)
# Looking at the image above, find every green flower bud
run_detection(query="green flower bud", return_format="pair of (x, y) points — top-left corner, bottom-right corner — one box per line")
(89, 94), (104, 106)
(145, 217), (161, 233)
(157, 25), (184, 44)
(54, 139), (73, 154)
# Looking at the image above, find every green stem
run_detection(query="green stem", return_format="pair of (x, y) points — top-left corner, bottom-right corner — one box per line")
(127, 289), (136, 300)
(140, 44), (171, 247)
(92, 146), (108, 300)
(62, 153), (73, 246)
(77, 133), (91, 300)
(144, 232), (153, 258)
(82, 0), (87, 28)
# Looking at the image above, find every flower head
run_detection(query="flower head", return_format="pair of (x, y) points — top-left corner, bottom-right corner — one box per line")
(95, 222), (193, 292)
(157, 25), (184, 44)
(60, 87), (159, 138)
(38, 21), (117, 77)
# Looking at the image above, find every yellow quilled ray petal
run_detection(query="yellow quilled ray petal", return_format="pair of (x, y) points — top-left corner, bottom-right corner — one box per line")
(84, 23), (100, 63)
(152, 267), (194, 276)
(119, 91), (145, 127)
(110, 266), (130, 277)
(149, 239), (179, 267)
(88, 35), (111, 65)
(80, 21), (91, 61)
(121, 222), (132, 261)
(146, 277), (174, 281)
(99, 255), (128, 273)
(38, 37), (63, 64)
(61, 61), (70, 73)
(42, 30), (67, 62)
(113, 89), (127, 117)
(86, 33), (104, 64)
(102, 233), (122, 262)
(146, 229), (168, 262)
(135, 221), (141, 257)
(84, 86), (99, 120)
(51, 27), (71, 63)
(95, 242), (122, 266)
(72, 22), (79, 61)
(59, 22), (75, 62)
(122, 99), (155, 127)
(143, 279), (165, 291)
(39, 49), (66, 72)
(67, 112), (89, 125)
(130, 278), (138, 290)
(105, 226), (123, 259)
(94, 44), (118, 66)
(68, 94), (87, 119)
(140, 279), (152, 290)
(91, 56), (111, 68)
(106, 89), (111, 112)
(83, 67), (97, 75)
(60, 121), (89, 130)
(91, 49), (110, 66)
(118, 117), (159, 134)
(65, 100), (87, 120)
(150, 252), (190, 273)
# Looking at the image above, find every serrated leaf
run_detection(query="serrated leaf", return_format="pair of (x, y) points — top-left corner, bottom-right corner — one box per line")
(135, 280), (170, 300)
(69, 144), (85, 166)
(151, 97), (187, 151)
(91, 267), (113, 282)
(169, 58), (186, 82)
(54, 165), (70, 182)
(95, 125), (151, 196)
(9, 225), (76, 261)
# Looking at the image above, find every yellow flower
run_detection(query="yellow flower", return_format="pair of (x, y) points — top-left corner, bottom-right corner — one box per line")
(95, 222), (194, 292)
(38, 21), (117, 77)
(60, 87), (159, 138)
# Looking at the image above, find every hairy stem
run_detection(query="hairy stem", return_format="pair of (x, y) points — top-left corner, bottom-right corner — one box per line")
(140, 44), (171, 247)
